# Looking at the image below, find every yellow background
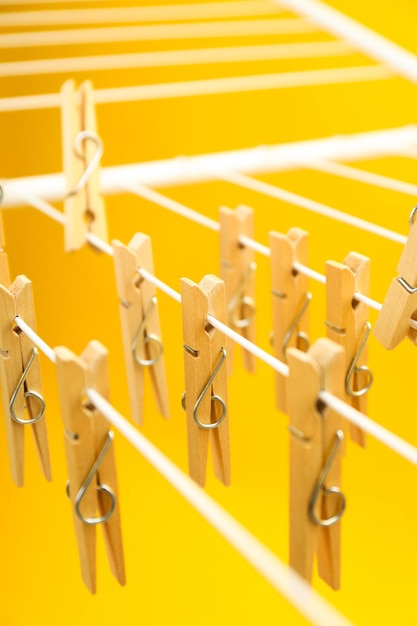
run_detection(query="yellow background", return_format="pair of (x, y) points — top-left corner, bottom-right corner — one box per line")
(1, 1), (417, 624)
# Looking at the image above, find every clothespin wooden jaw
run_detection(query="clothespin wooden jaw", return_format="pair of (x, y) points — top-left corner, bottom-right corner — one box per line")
(326, 252), (371, 448)
(269, 227), (310, 415)
(219, 205), (256, 374)
(61, 79), (108, 252)
(287, 338), (345, 590)
(112, 233), (169, 425)
(374, 208), (417, 349)
(55, 340), (125, 594)
(181, 274), (230, 488)
(0, 275), (50, 486)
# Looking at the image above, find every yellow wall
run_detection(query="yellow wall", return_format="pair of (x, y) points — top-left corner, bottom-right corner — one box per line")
(1, 1), (417, 624)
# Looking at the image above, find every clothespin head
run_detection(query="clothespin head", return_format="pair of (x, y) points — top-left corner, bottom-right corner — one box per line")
(181, 274), (230, 487)
(287, 337), (345, 590)
(112, 233), (169, 425)
(269, 227), (310, 415)
(61, 79), (108, 252)
(55, 340), (125, 594)
(219, 205), (256, 374)
(374, 207), (417, 349)
(326, 252), (371, 447)
(0, 275), (50, 486)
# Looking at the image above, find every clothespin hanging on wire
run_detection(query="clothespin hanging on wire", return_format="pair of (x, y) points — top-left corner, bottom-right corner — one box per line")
(55, 341), (125, 594)
(326, 252), (372, 448)
(269, 228), (311, 414)
(0, 187), (10, 286)
(374, 206), (417, 349)
(0, 275), (50, 486)
(181, 274), (230, 488)
(219, 206), (256, 374)
(112, 233), (169, 425)
(287, 338), (346, 590)
(61, 79), (108, 252)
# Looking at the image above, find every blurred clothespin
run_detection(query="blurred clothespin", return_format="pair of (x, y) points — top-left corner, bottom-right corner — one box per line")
(219, 206), (256, 374)
(112, 233), (169, 425)
(181, 274), (230, 488)
(61, 79), (108, 252)
(55, 341), (125, 594)
(287, 338), (346, 590)
(0, 187), (10, 286)
(326, 252), (372, 448)
(0, 275), (50, 486)
(374, 207), (417, 349)
(269, 228), (310, 414)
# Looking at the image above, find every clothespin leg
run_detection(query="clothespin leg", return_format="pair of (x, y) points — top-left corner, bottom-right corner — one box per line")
(55, 345), (97, 593)
(83, 341), (125, 586)
(181, 275), (230, 487)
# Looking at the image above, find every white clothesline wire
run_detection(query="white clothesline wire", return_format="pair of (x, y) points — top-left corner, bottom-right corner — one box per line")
(215, 169), (407, 244)
(0, 65), (391, 113)
(0, 18), (315, 49)
(0, 41), (355, 78)
(276, 0), (417, 85)
(0, 3), (285, 27)
(3, 127), (417, 206)
(305, 159), (417, 197)
(11, 189), (417, 466)
(10, 318), (351, 626)
(118, 180), (390, 312)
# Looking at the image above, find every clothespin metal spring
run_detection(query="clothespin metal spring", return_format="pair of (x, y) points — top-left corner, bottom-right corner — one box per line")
(227, 261), (256, 329)
(308, 429), (346, 528)
(131, 295), (163, 367)
(182, 346), (227, 430)
(282, 291), (312, 358)
(67, 130), (103, 199)
(66, 430), (116, 526)
(9, 346), (46, 425)
(345, 321), (373, 398)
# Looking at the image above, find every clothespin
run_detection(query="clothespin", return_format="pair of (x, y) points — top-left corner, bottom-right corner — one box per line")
(287, 338), (346, 590)
(55, 340), (125, 594)
(0, 275), (50, 486)
(374, 207), (417, 349)
(112, 233), (169, 425)
(219, 205), (256, 374)
(0, 186), (10, 286)
(181, 274), (230, 487)
(269, 227), (310, 414)
(326, 252), (372, 448)
(61, 79), (108, 252)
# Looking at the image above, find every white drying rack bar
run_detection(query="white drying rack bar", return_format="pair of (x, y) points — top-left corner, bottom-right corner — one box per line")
(0, 3), (286, 26)
(277, 0), (417, 85)
(3, 125), (417, 208)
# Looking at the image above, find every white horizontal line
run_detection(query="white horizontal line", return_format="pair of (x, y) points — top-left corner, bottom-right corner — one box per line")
(0, 3), (285, 26)
(0, 18), (315, 49)
(0, 65), (392, 112)
(0, 41), (354, 77)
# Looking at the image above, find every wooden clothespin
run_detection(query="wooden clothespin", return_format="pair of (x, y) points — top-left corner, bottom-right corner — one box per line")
(181, 274), (230, 488)
(269, 227), (310, 414)
(219, 205), (256, 374)
(374, 207), (417, 349)
(287, 338), (345, 590)
(326, 252), (372, 448)
(61, 79), (108, 252)
(55, 340), (125, 594)
(112, 233), (169, 425)
(0, 275), (51, 486)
